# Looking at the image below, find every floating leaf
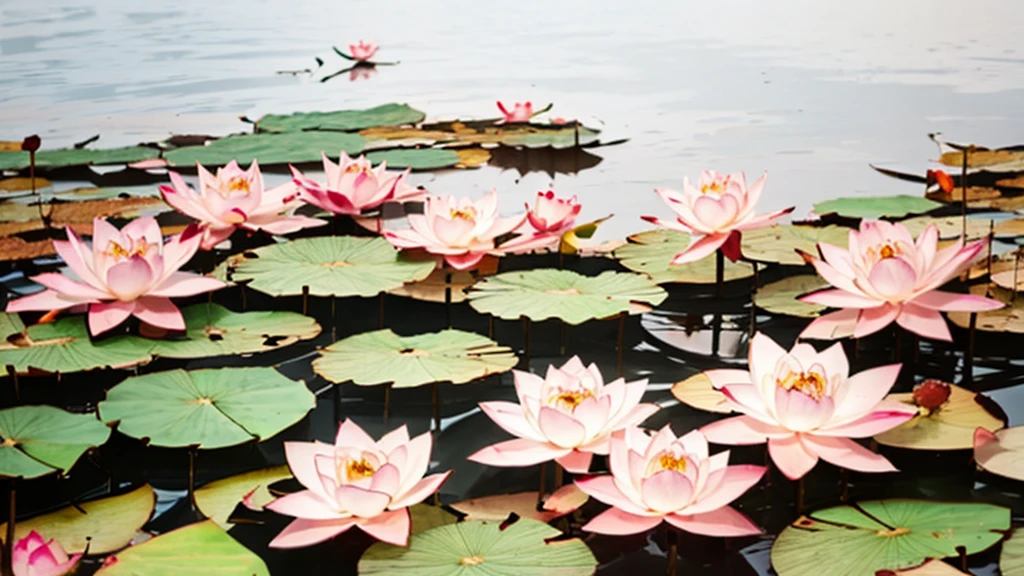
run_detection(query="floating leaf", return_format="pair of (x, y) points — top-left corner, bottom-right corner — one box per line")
(0, 177), (52, 192)
(741, 225), (851, 265)
(974, 426), (1024, 481)
(496, 125), (602, 149)
(0, 196), (169, 225)
(770, 500), (1010, 576)
(753, 275), (830, 318)
(358, 518), (598, 575)
(615, 229), (756, 284)
(0, 406), (110, 479)
(164, 131), (365, 167)
(221, 236), (434, 298)
(194, 466), (292, 529)
(892, 216), (993, 241)
(948, 285), (1024, 333)
(812, 195), (943, 219)
(0, 484), (154, 555)
(366, 148), (462, 170)
(454, 148), (491, 168)
(0, 237), (55, 262)
(991, 268), (1024, 291)
(671, 373), (732, 414)
(891, 560), (970, 575)
(468, 269), (667, 324)
(938, 148), (1024, 171)
(873, 384), (1003, 450)
(410, 503), (459, 534)
(388, 268), (476, 303)
(98, 367), (315, 449)
(1002, 528), (1024, 576)
(313, 329), (517, 388)
(360, 126), (458, 148)
(560, 214), (613, 255)
(256, 103), (426, 133)
(451, 489), (583, 524)
(95, 520), (269, 576)
(0, 146), (160, 172)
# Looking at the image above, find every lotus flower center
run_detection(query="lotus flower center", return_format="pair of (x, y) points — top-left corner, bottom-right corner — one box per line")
(879, 244), (898, 259)
(344, 163), (372, 175)
(225, 177), (251, 195)
(700, 180), (726, 195)
(344, 458), (376, 482)
(776, 370), (827, 401)
(105, 238), (151, 261)
(460, 556), (485, 566)
(449, 207), (477, 221)
(549, 390), (593, 411)
(644, 452), (688, 477)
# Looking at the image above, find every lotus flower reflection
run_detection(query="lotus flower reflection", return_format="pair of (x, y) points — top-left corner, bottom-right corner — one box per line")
(575, 426), (764, 536)
(496, 101), (533, 123)
(468, 356), (659, 473)
(642, 170), (794, 265)
(799, 220), (1003, 341)
(267, 419), (451, 548)
(11, 531), (80, 576)
(6, 218), (224, 336)
(701, 333), (917, 480)
(160, 160), (325, 249)
(292, 152), (423, 217)
(349, 40), (379, 62)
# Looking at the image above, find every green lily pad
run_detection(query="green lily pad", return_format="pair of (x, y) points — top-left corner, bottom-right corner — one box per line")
(256, 103), (426, 133)
(614, 229), (757, 284)
(899, 215), (993, 241)
(0, 406), (110, 479)
(95, 520), (269, 576)
(366, 148), (462, 170)
(741, 225), (851, 265)
(222, 236), (435, 297)
(148, 304), (321, 358)
(194, 466), (292, 529)
(754, 275), (830, 318)
(410, 503), (459, 534)
(812, 195), (943, 219)
(1, 484), (154, 554)
(1002, 528), (1024, 576)
(771, 500), (1010, 576)
(164, 131), (365, 167)
(496, 125), (602, 149)
(0, 146), (160, 172)
(313, 329), (517, 388)
(358, 518), (598, 575)
(98, 367), (315, 449)
(468, 269), (667, 324)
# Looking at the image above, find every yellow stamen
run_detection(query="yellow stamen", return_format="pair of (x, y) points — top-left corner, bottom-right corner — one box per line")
(700, 181), (725, 195)
(449, 207), (477, 220)
(226, 177), (250, 193)
(645, 451), (689, 477)
(460, 556), (485, 566)
(105, 239), (150, 261)
(343, 458), (376, 482)
(548, 390), (593, 410)
(776, 371), (827, 400)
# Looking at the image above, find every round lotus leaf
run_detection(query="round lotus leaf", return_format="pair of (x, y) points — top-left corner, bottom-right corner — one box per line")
(975, 426), (1024, 482)
(1002, 528), (1024, 576)
(873, 384), (1004, 450)
(900, 215), (993, 241)
(409, 503), (460, 534)
(194, 466), (292, 529)
(753, 275), (830, 318)
(95, 520), (269, 576)
(98, 367), (315, 449)
(812, 195), (943, 219)
(313, 329), (517, 388)
(1, 484), (154, 555)
(366, 148), (462, 170)
(467, 269), (667, 324)
(892, 559), (970, 575)
(358, 518), (598, 575)
(388, 268), (477, 303)
(948, 285), (1024, 333)
(164, 131), (365, 167)
(147, 303), (322, 358)
(670, 373), (732, 414)
(256, 103), (426, 133)
(771, 500), (1010, 576)
(615, 229), (757, 284)
(0, 146), (160, 172)
(450, 491), (580, 524)
(0, 406), (110, 479)
(223, 236), (435, 297)
(741, 225), (851, 265)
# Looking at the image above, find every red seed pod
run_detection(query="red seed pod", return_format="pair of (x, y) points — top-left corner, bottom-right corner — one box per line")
(21, 135), (41, 152)
(912, 379), (952, 410)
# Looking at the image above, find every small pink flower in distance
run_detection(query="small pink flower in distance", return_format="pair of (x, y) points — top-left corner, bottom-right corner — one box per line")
(700, 332), (918, 480)
(12, 531), (80, 576)
(160, 160), (325, 250)
(292, 152), (422, 217)
(642, 170), (794, 264)
(266, 419), (451, 548)
(469, 356), (659, 473)
(501, 190), (582, 253)
(5, 218), (225, 336)
(496, 101), (533, 124)
(799, 219), (1003, 341)
(575, 426), (765, 537)
(349, 40), (379, 62)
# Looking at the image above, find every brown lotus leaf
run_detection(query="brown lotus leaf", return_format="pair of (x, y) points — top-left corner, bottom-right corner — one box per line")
(975, 426), (1024, 481)
(0, 197), (167, 225)
(0, 177), (53, 192)
(387, 256), (498, 303)
(938, 148), (1024, 169)
(874, 384), (1004, 450)
(358, 126), (457, 143)
(451, 490), (583, 524)
(671, 373), (732, 414)
(996, 174), (1024, 189)
(974, 195), (1024, 211)
(948, 284), (1024, 333)
(0, 142), (22, 152)
(0, 237), (59, 261)
(455, 148), (491, 169)
(926, 186), (1001, 203)
(966, 252), (1015, 281)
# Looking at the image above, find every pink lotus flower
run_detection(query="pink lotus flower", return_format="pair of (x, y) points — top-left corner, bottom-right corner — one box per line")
(700, 333), (917, 480)
(292, 152), (422, 217)
(384, 189), (525, 270)
(160, 160), (325, 250)
(349, 40), (379, 62)
(11, 531), (80, 576)
(496, 101), (533, 124)
(642, 170), (794, 265)
(575, 426), (764, 536)
(468, 356), (659, 473)
(501, 190), (582, 253)
(266, 419), (451, 548)
(799, 220), (1003, 341)
(6, 218), (224, 336)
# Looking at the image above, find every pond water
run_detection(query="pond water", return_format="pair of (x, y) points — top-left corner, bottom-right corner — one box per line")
(1, 1), (1024, 575)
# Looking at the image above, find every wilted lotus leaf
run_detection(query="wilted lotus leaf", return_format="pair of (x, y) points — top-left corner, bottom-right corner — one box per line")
(974, 426), (1024, 481)
(98, 367), (315, 449)
(194, 466), (292, 529)
(615, 229), (756, 284)
(0, 237), (58, 262)
(899, 215), (993, 240)
(0, 484), (154, 554)
(358, 518), (598, 575)
(741, 225), (851, 265)
(0, 196), (169, 226)
(753, 275), (830, 318)
(812, 195), (943, 219)
(1002, 528), (1024, 576)
(164, 131), (365, 167)
(873, 384), (1004, 450)
(948, 285), (1024, 333)
(938, 148), (1024, 171)
(256, 103), (426, 133)
(360, 126), (459, 148)
(0, 177), (52, 192)
(926, 186), (1002, 206)
(314, 329), (516, 388)
(146, 303), (321, 358)
(0, 146), (160, 172)
(770, 500), (1010, 576)
(454, 148), (491, 168)
(0, 405), (111, 479)
(992, 268), (1024, 291)
(671, 373), (732, 414)
(998, 174), (1024, 189)
(95, 520), (269, 576)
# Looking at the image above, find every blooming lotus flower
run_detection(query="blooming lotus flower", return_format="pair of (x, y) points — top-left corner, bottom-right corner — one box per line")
(267, 419), (451, 548)
(292, 152), (422, 217)
(6, 218), (224, 336)
(501, 190), (582, 253)
(575, 426), (764, 536)
(469, 356), (659, 473)
(642, 170), (794, 265)
(798, 220), (1003, 341)
(349, 40), (379, 62)
(496, 101), (533, 124)
(384, 189), (525, 270)
(700, 333), (918, 480)
(11, 531), (80, 576)
(160, 160), (325, 249)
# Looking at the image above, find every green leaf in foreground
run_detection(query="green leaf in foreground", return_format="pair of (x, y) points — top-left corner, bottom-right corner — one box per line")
(164, 131), (365, 167)
(1002, 528), (1024, 576)
(812, 195), (943, 219)
(194, 466), (292, 529)
(0, 405), (111, 479)
(0, 146), (160, 172)
(614, 229), (756, 284)
(753, 275), (830, 318)
(358, 518), (597, 575)
(256, 103), (426, 133)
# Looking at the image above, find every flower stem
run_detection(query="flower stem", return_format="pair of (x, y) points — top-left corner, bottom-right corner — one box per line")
(188, 447), (198, 513)
(537, 461), (547, 505)
(715, 249), (725, 297)
(432, 383), (441, 433)
(665, 527), (678, 576)
(961, 146), (970, 239)
(617, 313), (626, 378)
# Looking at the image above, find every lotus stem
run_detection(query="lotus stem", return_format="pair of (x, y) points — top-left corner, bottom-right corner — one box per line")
(301, 285), (310, 316)
(537, 461), (547, 505)
(715, 249), (725, 297)
(332, 385), (341, 423)
(444, 272), (452, 329)
(796, 476), (806, 514)
(1013, 251), (1021, 305)
(666, 527), (678, 576)
(616, 313), (626, 377)
(330, 294), (336, 342)
(5, 366), (18, 404)
(240, 284), (247, 312)
(965, 312), (977, 383)
(559, 321), (567, 356)
(2, 479), (15, 576)
(188, 447), (198, 512)
(378, 293), (385, 329)
(488, 315), (494, 339)
(839, 468), (850, 503)
(383, 384), (391, 424)
(961, 146), (969, 240)
(522, 317), (532, 369)
(432, 383), (441, 433)
(960, 547), (968, 572)
(711, 314), (721, 357)
(553, 463), (564, 490)
(987, 220), (994, 278)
